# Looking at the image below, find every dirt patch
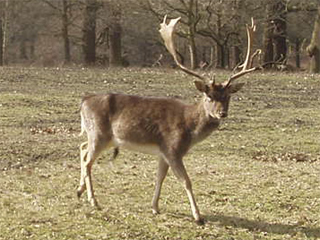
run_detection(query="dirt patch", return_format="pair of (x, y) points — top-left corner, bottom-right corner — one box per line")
(252, 151), (320, 163)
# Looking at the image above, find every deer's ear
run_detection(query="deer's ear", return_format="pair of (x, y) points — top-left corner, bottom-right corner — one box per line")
(194, 80), (208, 93)
(228, 82), (245, 93)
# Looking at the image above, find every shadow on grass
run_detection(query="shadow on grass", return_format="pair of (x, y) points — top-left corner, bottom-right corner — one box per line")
(205, 214), (320, 238)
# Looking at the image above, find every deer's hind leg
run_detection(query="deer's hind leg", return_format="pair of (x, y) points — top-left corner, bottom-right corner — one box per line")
(77, 141), (89, 198)
(77, 136), (110, 207)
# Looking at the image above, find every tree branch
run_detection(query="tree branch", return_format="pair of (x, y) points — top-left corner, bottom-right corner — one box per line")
(41, 0), (62, 13)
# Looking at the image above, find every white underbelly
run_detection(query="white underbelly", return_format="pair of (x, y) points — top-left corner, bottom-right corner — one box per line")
(111, 138), (162, 156)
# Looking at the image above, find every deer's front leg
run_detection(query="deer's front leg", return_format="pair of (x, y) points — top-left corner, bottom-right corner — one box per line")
(152, 157), (169, 214)
(84, 156), (98, 207)
(169, 158), (204, 225)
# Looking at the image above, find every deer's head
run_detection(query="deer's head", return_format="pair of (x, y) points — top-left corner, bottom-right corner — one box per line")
(159, 16), (262, 119)
(194, 80), (244, 119)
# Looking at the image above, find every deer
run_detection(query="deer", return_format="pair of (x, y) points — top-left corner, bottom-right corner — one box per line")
(77, 16), (262, 225)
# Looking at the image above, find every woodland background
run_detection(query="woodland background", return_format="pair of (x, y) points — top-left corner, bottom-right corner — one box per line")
(0, 0), (320, 72)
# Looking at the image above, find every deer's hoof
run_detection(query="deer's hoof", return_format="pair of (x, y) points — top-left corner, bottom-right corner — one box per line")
(152, 209), (160, 215)
(77, 190), (82, 199)
(90, 199), (96, 206)
(195, 218), (205, 226)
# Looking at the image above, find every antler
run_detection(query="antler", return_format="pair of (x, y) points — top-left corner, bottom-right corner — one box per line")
(160, 16), (261, 85)
(225, 18), (261, 87)
(159, 15), (206, 81)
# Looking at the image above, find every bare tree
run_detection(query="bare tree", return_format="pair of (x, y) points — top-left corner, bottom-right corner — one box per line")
(82, 0), (99, 65)
(42, 0), (72, 63)
(262, 0), (287, 68)
(272, 1), (287, 62)
(0, 15), (4, 66)
(262, 0), (318, 69)
(197, 0), (245, 69)
(62, 0), (71, 63)
(1, 0), (318, 67)
(108, 1), (122, 67)
(307, 5), (320, 73)
(263, 2), (274, 67)
(0, 0), (9, 65)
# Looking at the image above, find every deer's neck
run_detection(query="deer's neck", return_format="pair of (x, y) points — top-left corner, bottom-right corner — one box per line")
(185, 98), (220, 145)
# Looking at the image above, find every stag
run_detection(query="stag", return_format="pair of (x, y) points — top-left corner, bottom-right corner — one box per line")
(77, 16), (261, 224)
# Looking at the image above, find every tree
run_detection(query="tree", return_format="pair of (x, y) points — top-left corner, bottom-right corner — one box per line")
(121, 0), (159, 66)
(262, 0), (287, 68)
(108, 1), (122, 67)
(0, 0), (9, 65)
(7, 0), (45, 64)
(82, 0), (98, 65)
(185, 0), (200, 69)
(263, 2), (274, 66)
(286, 6), (316, 69)
(0, 0), (317, 68)
(197, 0), (245, 69)
(0, 13), (4, 66)
(272, 1), (287, 62)
(262, 0), (319, 69)
(62, 0), (71, 63)
(197, 1), (228, 68)
(42, 0), (72, 64)
(307, 6), (320, 73)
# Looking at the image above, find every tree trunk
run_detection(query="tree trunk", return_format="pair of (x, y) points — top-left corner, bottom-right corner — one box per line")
(307, 6), (320, 73)
(208, 46), (214, 69)
(272, 1), (287, 62)
(109, 3), (122, 67)
(0, 18), (3, 66)
(295, 38), (301, 69)
(188, 25), (198, 69)
(82, 0), (97, 65)
(188, 0), (198, 69)
(188, 13), (198, 69)
(62, 0), (71, 63)
(216, 43), (225, 68)
(231, 46), (241, 69)
(20, 40), (27, 59)
(225, 45), (230, 69)
(263, 0), (287, 68)
(263, 1), (274, 67)
(0, 0), (9, 66)
(109, 26), (122, 67)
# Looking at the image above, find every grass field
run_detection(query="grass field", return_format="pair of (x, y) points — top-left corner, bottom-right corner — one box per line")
(1, 66), (320, 239)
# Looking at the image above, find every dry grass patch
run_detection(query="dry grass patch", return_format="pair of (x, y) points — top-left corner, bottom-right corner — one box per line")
(1, 67), (320, 239)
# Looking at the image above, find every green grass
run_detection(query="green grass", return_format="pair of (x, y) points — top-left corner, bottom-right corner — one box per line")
(1, 67), (320, 239)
